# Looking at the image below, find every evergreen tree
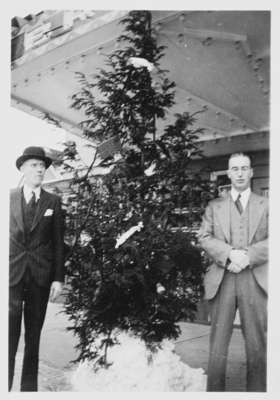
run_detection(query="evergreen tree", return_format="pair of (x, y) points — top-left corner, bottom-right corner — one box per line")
(63, 10), (215, 369)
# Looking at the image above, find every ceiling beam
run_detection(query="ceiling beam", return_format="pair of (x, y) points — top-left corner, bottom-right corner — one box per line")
(160, 27), (247, 43)
(11, 94), (84, 138)
(175, 86), (259, 131)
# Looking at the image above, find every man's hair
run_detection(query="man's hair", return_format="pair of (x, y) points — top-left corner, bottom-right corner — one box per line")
(228, 152), (251, 168)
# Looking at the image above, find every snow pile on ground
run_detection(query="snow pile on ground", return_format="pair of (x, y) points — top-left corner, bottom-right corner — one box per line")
(70, 332), (206, 391)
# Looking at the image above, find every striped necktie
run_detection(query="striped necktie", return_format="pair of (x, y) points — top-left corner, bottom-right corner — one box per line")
(235, 193), (243, 214)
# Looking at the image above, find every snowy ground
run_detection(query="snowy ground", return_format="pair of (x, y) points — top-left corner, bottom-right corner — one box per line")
(70, 332), (207, 391)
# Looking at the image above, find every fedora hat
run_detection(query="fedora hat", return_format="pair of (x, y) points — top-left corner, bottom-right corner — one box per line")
(16, 146), (52, 170)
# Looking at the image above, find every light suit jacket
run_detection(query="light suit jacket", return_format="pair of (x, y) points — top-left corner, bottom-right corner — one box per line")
(198, 192), (268, 300)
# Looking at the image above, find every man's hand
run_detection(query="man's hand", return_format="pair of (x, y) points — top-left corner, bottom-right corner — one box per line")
(49, 281), (63, 302)
(227, 262), (242, 273)
(229, 249), (250, 270)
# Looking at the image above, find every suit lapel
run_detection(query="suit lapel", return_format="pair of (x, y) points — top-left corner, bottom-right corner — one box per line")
(11, 188), (25, 233)
(248, 193), (265, 244)
(216, 194), (231, 244)
(30, 189), (50, 232)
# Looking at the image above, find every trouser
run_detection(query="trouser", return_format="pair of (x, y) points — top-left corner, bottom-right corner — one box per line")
(207, 269), (267, 392)
(9, 269), (50, 391)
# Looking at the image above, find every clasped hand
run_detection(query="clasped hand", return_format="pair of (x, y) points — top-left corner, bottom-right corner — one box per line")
(227, 249), (250, 274)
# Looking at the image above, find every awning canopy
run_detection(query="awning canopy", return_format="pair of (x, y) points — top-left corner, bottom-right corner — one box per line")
(11, 10), (270, 157)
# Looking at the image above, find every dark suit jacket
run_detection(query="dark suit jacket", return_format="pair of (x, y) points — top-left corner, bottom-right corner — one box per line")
(9, 187), (65, 288)
(198, 192), (268, 300)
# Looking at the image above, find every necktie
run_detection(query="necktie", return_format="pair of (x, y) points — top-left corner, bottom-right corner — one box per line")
(235, 193), (243, 214)
(27, 191), (37, 226)
(28, 191), (36, 210)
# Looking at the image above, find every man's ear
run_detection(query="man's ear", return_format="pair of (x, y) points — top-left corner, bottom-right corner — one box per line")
(250, 168), (254, 178)
(227, 169), (231, 180)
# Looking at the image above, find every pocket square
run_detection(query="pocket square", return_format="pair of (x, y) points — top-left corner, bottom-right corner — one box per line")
(44, 209), (54, 216)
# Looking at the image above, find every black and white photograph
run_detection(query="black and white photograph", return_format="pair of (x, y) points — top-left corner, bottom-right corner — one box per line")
(5, 0), (279, 395)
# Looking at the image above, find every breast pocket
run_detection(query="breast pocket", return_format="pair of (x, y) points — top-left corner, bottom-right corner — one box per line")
(43, 209), (54, 218)
(40, 212), (54, 236)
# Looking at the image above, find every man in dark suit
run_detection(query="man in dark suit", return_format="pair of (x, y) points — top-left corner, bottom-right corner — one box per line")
(9, 146), (65, 391)
(198, 153), (268, 392)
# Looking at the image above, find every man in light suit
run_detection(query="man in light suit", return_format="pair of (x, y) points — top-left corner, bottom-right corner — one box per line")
(198, 152), (268, 392)
(9, 146), (65, 391)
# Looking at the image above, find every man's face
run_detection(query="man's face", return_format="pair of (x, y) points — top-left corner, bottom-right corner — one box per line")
(20, 158), (46, 188)
(227, 155), (253, 192)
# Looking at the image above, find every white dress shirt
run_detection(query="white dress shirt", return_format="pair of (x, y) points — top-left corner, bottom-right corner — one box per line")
(23, 185), (41, 204)
(230, 186), (251, 211)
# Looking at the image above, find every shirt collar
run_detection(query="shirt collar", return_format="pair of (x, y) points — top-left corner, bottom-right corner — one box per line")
(23, 184), (41, 202)
(231, 186), (251, 203)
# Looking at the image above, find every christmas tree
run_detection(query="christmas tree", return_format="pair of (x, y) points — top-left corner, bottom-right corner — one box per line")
(63, 10), (214, 369)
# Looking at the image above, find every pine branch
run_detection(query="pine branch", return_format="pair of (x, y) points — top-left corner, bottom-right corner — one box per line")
(63, 10), (212, 369)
